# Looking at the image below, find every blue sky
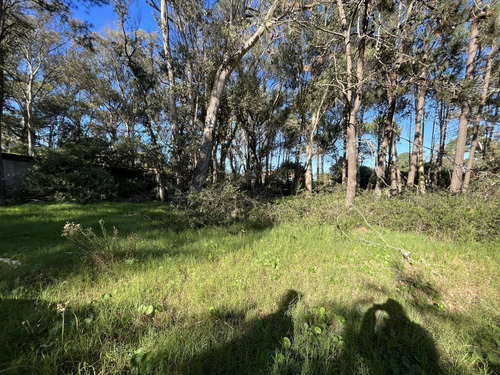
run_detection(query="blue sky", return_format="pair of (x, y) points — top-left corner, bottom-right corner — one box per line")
(73, 0), (158, 33)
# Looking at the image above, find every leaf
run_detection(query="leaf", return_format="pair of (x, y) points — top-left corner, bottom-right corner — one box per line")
(314, 326), (322, 334)
(487, 353), (500, 365)
(337, 315), (346, 325)
(319, 307), (326, 316)
(121, 314), (132, 324)
(402, 355), (410, 368)
(390, 359), (400, 374)
(283, 337), (291, 349)
(145, 305), (154, 315)
(101, 293), (112, 301)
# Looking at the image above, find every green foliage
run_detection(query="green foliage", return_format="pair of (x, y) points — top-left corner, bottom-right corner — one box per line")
(271, 190), (499, 243)
(183, 182), (264, 227)
(24, 146), (117, 203)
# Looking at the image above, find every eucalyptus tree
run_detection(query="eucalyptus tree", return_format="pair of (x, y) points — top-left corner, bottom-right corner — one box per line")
(372, 0), (418, 197)
(113, 2), (168, 200)
(228, 55), (288, 187)
(462, 4), (499, 192)
(333, 0), (371, 205)
(0, 0), (104, 205)
(273, 14), (331, 194)
(450, 0), (489, 193)
(188, 0), (305, 192)
(0, 0), (66, 204)
(6, 9), (77, 157)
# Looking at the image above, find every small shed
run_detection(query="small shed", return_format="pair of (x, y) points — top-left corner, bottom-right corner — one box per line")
(2, 153), (36, 186)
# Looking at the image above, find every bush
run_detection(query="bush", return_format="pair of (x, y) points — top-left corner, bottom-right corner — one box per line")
(266, 190), (500, 243)
(24, 148), (117, 203)
(181, 183), (265, 227)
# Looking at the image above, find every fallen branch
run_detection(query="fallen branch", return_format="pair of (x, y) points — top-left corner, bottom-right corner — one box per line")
(348, 204), (414, 264)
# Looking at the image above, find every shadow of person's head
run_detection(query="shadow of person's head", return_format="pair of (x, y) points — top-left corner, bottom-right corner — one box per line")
(355, 298), (444, 374)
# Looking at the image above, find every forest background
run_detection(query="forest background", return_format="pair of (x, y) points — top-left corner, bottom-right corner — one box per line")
(0, 0), (499, 205)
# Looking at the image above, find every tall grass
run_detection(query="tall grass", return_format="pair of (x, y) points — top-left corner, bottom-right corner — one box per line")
(0, 193), (499, 374)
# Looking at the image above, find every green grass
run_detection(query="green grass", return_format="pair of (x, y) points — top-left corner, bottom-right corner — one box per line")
(0, 196), (499, 374)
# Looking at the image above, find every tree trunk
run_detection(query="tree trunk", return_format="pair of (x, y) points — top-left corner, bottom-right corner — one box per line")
(389, 131), (398, 195)
(305, 91), (327, 194)
(337, 0), (369, 206)
(450, 15), (480, 193)
(417, 127), (425, 194)
(427, 103), (438, 186)
(189, 0), (282, 192)
(375, 94), (396, 197)
(160, 0), (181, 179)
(304, 131), (314, 194)
(435, 103), (449, 187)
(462, 40), (495, 193)
(341, 131), (347, 185)
(484, 105), (498, 161)
(0, 49), (5, 206)
(394, 139), (402, 194)
(407, 34), (429, 189)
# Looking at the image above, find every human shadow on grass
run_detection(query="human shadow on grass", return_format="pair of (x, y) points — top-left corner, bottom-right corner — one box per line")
(174, 290), (299, 375)
(340, 298), (444, 375)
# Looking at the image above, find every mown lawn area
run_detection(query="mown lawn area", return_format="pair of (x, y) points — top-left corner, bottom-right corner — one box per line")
(0, 195), (499, 374)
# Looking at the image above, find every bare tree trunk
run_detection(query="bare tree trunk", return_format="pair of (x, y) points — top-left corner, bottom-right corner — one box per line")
(190, 0), (282, 192)
(25, 78), (35, 157)
(305, 91), (327, 194)
(484, 105), (498, 160)
(417, 127), (425, 194)
(375, 95), (396, 197)
(375, 0), (414, 197)
(341, 131), (347, 185)
(462, 40), (495, 193)
(316, 147), (320, 179)
(450, 14), (480, 193)
(0, 50), (5, 206)
(407, 35), (429, 189)
(435, 103), (449, 187)
(304, 133), (314, 193)
(160, 0), (182, 184)
(427, 103), (438, 186)
(212, 143), (218, 184)
(389, 131), (398, 195)
(394, 139), (402, 194)
(155, 170), (165, 202)
(337, 0), (369, 206)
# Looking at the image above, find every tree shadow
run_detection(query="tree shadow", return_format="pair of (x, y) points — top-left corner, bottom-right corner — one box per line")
(341, 298), (444, 375)
(172, 290), (300, 374)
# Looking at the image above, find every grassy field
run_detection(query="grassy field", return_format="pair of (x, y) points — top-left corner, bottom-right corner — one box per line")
(0, 194), (499, 374)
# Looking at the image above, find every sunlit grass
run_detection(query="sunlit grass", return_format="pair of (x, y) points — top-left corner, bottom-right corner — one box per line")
(0, 198), (499, 374)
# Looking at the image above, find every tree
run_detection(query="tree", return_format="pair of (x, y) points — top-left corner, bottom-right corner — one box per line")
(189, 0), (296, 192)
(335, 0), (370, 206)
(450, 1), (486, 193)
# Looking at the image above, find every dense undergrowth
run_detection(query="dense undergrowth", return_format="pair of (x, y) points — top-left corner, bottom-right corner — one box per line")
(0, 190), (499, 374)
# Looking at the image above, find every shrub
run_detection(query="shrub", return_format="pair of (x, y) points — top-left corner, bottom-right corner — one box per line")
(24, 148), (117, 203)
(183, 183), (264, 227)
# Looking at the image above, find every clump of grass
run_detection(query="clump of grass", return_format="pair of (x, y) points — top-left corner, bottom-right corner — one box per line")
(61, 219), (138, 273)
